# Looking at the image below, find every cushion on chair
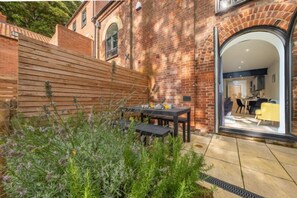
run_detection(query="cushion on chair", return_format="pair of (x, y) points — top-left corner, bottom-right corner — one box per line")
(256, 103), (280, 122)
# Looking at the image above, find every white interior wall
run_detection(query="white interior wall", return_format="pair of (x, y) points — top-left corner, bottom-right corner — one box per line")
(264, 60), (279, 101)
(229, 80), (247, 97)
(223, 79), (227, 98)
(224, 77), (254, 98)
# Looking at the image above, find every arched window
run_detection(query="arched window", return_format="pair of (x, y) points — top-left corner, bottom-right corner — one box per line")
(106, 23), (118, 60)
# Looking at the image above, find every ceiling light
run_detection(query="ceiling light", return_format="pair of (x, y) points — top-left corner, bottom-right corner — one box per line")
(245, 48), (250, 52)
(238, 66), (241, 69)
(241, 60), (244, 64)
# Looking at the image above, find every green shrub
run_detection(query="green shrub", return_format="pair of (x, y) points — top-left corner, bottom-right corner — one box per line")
(0, 83), (210, 197)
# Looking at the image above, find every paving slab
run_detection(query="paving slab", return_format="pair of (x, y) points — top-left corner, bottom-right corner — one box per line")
(209, 137), (237, 152)
(192, 134), (297, 197)
(205, 146), (239, 165)
(269, 149), (297, 166)
(183, 135), (211, 155)
(213, 187), (241, 198)
(237, 139), (276, 161)
(283, 164), (297, 183)
(204, 156), (243, 188)
(191, 134), (212, 145)
(242, 168), (297, 198)
(240, 153), (292, 180)
(267, 144), (297, 156)
(212, 134), (237, 143)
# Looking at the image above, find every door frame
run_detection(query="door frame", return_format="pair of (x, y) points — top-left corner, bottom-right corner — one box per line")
(214, 26), (291, 136)
(287, 10), (297, 136)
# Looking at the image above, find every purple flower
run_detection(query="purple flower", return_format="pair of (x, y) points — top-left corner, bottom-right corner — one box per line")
(27, 126), (35, 132)
(2, 175), (10, 183)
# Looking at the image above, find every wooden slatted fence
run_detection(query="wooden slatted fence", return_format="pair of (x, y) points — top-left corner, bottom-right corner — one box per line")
(18, 35), (149, 117)
(0, 76), (17, 101)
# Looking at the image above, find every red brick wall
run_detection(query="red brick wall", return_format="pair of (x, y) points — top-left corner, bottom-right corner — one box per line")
(98, 0), (196, 125)
(51, 25), (93, 57)
(195, 0), (297, 132)
(132, 0), (196, 124)
(0, 35), (17, 78)
(97, 0), (297, 133)
(66, 1), (94, 40)
(292, 16), (297, 135)
(98, 2), (131, 67)
(94, 1), (109, 14)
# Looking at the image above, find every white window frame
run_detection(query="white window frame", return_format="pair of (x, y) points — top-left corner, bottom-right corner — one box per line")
(81, 9), (87, 28)
(216, 0), (249, 13)
(105, 23), (118, 60)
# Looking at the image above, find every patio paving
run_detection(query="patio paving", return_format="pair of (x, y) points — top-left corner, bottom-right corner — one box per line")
(183, 134), (297, 198)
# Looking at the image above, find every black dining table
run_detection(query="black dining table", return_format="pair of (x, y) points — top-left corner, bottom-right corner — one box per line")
(121, 106), (191, 142)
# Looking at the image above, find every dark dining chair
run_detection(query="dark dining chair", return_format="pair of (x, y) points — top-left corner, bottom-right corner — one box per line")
(224, 97), (233, 116)
(248, 101), (256, 114)
(250, 98), (268, 114)
(236, 98), (245, 113)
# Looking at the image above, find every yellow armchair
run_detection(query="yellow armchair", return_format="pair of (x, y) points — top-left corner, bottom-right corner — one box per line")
(255, 103), (280, 126)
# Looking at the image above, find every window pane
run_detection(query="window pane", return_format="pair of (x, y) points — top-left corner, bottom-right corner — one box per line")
(106, 38), (111, 51)
(82, 9), (86, 27)
(112, 33), (118, 49)
(219, 0), (232, 10)
(106, 23), (118, 59)
(106, 24), (118, 38)
(217, 0), (247, 12)
(72, 21), (76, 31)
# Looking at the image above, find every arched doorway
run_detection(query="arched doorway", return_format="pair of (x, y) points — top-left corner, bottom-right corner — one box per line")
(218, 31), (286, 134)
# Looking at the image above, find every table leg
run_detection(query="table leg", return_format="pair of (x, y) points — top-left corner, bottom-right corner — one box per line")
(245, 100), (248, 114)
(187, 111), (190, 142)
(141, 113), (144, 122)
(173, 115), (178, 137)
(121, 110), (124, 119)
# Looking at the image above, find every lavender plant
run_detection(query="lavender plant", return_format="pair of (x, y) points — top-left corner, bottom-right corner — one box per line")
(0, 82), (211, 198)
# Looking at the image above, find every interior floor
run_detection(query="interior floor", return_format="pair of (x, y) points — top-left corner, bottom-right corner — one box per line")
(224, 112), (279, 133)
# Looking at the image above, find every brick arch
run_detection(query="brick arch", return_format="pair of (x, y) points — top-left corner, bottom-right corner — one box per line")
(218, 2), (296, 45)
(101, 16), (123, 42)
(197, 34), (214, 65)
(196, 2), (296, 65)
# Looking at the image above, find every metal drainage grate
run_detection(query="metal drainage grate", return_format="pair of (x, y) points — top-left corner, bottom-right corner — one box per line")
(201, 173), (263, 198)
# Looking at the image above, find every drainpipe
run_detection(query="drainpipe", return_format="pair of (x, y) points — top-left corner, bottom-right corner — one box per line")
(95, 21), (101, 59)
(93, 25), (97, 58)
(92, 1), (96, 58)
(129, 0), (133, 70)
(193, 0), (198, 129)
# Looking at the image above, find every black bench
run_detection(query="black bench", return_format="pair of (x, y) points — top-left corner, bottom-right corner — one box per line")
(115, 120), (171, 142)
(148, 115), (187, 142)
(135, 123), (171, 138)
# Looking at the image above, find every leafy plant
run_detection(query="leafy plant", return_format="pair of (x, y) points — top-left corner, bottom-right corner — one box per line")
(0, 1), (81, 37)
(0, 82), (211, 197)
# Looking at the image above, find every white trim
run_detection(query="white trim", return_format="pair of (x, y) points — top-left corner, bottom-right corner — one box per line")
(101, 16), (123, 42)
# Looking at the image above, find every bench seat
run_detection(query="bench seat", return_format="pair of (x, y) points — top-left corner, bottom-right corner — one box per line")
(148, 115), (187, 142)
(135, 123), (171, 137)
(115, 120), (171, 138)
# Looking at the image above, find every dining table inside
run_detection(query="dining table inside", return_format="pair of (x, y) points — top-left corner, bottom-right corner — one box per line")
(242, 98), (258, 114)
(121, 106), (191, 142)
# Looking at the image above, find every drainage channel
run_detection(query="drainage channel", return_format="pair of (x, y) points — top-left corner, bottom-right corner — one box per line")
(201, 173), (263, 198)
